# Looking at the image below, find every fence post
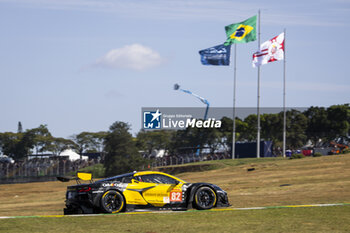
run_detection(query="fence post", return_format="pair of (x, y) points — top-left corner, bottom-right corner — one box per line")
(6, 164), (9, 178)
(24, 163), (27, 177)
(19, 163), (22, 177)
(63, 160), (66, 175)
(56, 160), (59, 175)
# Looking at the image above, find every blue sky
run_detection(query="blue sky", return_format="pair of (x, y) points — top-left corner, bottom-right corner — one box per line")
(0, 0), (349, 137)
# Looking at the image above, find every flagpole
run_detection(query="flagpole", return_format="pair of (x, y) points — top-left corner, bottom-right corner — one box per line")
(232, 43), (237, 159)
(256, 9), (261, 158)
(283, 28), (287, 158)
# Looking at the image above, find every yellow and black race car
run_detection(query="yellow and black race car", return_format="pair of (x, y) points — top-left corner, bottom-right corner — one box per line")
(60, 171), (230, 214)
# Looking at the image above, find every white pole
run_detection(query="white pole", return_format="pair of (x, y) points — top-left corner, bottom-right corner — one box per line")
(257, 10), (261, 158)
(283, 28), (287, 158)
(232, 44), (237, 159)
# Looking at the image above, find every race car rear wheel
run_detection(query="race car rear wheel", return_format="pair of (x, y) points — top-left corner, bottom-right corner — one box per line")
(100, 190), (125, 213)
(193, 186), (217, 210)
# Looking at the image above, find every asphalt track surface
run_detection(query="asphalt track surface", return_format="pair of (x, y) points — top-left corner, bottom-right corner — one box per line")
(0, 203), (349, 219)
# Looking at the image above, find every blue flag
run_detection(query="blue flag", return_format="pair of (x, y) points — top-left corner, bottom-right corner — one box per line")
(199, 44), (231, 66)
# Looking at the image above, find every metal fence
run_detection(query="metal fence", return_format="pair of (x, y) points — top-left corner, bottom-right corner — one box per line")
(148, 153), (231, 168)
(0, 153), (231, 184)
(0, 158), (98, 184)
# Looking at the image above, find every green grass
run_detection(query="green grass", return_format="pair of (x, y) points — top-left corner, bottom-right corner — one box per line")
(1, 154), (349, 232)
(1, 206), (349, 233)
(157, 157), (285, 175)
(77, 157), (285, 176)
(207, 157), (285, 167)
(1, 155), (349, 217)
(172, 157), (284, 167)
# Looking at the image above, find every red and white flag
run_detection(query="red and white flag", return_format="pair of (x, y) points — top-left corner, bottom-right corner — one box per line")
(252, 32), (284, 67)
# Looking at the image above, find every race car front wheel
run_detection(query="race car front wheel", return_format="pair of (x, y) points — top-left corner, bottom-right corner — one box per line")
(100, 190), (125, 213)
(193, 186), (217, 210)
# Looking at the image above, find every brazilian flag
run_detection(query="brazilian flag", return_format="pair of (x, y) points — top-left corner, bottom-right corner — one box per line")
(224, 15), (257, 45)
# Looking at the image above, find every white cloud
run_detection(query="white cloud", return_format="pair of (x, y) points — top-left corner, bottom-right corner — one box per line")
(94, 44), (163, 71)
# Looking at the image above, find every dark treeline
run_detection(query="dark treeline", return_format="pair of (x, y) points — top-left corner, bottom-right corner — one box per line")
(0, 124), (106, 161)
(137, 104), (350, 156)
(0, 104), (349, 175)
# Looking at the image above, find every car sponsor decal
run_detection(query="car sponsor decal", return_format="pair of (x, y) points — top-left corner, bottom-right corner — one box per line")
(92, 191), (104, 194)
(163, 196), (170, 203)
(102, 183), (128, 190)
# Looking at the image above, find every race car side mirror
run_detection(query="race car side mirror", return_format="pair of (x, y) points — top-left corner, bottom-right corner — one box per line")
(132, 179), (139, 183)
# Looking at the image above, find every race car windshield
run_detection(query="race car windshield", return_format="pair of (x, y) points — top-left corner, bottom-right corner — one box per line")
(136, 174), (183, 184)
(96, 172), (136, 183)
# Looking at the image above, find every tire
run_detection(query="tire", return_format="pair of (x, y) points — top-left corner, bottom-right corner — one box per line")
(100, 190), (125, 213)
(193, 186), (217, 210)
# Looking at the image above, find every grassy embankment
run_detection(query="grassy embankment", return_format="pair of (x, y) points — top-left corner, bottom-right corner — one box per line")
(0, 154), (349, 216)
(0, 154), (349, 232)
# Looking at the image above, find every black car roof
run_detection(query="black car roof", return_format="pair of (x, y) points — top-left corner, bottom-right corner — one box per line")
(95, 171), (136, 183)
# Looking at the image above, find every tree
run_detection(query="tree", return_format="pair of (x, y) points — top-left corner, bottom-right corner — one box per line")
(44, 137), (76, 156)
(235, 118), (249, 141)
(304, 106), (328, 143)
(136, 130), (173, 156)
(326, 104), (350, 139)
(28, 124), (52, 154)
(261, 113), (282, 144)
(285, 109), (308, 149)
(89, 131), (108, 153)
(0, 132), (19, 158)
(242, 114), (258, 141)
(71, 131), (107, 155)
(0, 131), (35, 160)
(169, 126), (205, 155)
(71, 132), (92, 156)
(17, 121), (23, 133)
(217, 117), (232, 153)
(216, 117), (248, 154)
(303, 104), (350, 143)
(104, 122), (145, 176)
(201, 127), (221, 153)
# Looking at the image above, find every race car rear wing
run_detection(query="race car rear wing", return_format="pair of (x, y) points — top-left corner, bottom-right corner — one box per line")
(57, 171), (93, 184)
